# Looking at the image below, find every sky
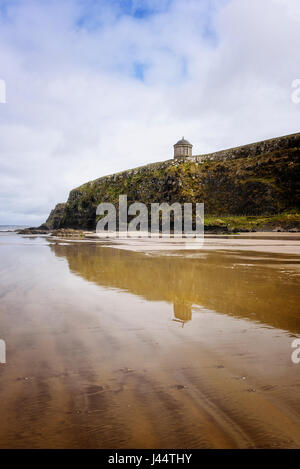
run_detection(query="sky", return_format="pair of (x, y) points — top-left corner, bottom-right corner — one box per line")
(0, 0), (299, 225)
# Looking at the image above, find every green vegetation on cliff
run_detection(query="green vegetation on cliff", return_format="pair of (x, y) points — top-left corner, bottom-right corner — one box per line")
(204, 211), (300, 232)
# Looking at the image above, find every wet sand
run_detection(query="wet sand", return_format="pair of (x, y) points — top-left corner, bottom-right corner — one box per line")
(84, 232), (300, 255)
(0, 233), (300, 448)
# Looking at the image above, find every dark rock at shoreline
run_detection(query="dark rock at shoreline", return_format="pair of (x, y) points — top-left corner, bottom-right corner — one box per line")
(51, 228), (85, 238)
(16, 227), (50, 234)
(204, 225), (230, 234)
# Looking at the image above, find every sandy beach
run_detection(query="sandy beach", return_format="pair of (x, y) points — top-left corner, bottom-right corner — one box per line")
(0, 232), (299, 448)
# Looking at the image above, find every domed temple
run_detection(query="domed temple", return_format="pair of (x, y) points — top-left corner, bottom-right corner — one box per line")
(173, 137), (193, 159)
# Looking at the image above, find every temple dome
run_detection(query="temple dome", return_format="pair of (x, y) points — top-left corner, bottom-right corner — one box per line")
(174, 137), (192, 146)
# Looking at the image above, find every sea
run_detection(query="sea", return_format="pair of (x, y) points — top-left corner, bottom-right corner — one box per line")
(0, 225), (29, 232)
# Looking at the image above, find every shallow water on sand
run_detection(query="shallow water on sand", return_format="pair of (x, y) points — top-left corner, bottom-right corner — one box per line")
(0, 233), (300, 448)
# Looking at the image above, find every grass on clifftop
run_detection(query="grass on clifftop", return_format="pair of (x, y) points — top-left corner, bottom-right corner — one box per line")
(204, 211), (300, 231)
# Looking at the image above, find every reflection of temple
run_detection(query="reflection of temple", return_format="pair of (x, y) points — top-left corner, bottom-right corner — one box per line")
(172, 301), (192, 327)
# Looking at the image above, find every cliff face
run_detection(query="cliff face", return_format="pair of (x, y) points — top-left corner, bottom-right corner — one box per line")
(45, 133), (300, 230)
(42, 203), (67, 230)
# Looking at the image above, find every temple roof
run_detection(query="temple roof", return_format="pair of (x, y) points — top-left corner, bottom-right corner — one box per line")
(174, 136), (192, 146)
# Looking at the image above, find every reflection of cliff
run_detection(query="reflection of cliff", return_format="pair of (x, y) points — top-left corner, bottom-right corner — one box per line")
(50, 243), (300, 334)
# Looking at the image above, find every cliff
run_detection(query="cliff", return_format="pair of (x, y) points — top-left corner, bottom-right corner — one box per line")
(43, 203), (67, 230)
(43, 132), (300, 231)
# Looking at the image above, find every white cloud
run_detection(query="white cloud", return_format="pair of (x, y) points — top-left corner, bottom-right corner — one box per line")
(0, 0), (299, 224)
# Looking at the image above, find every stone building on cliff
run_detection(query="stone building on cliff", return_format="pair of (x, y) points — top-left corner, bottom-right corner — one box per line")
(173, 137), (193, 158)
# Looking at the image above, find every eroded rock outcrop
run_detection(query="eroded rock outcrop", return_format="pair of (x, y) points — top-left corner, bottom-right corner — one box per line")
(41, 203), (67, 230)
